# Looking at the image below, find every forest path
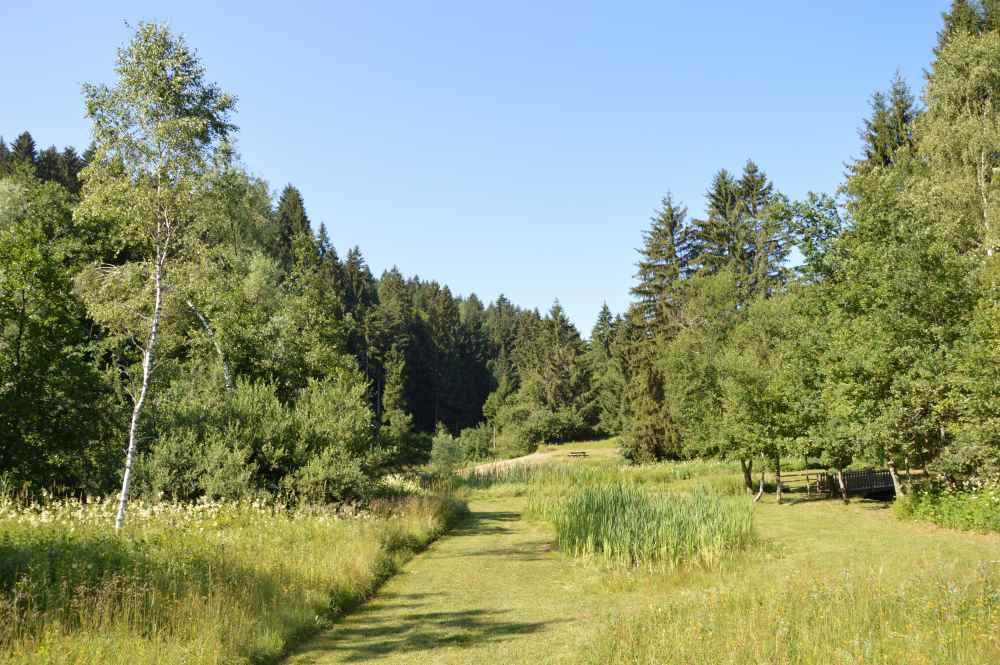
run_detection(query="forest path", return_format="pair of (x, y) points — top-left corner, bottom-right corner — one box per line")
(284, 496), (629, 665)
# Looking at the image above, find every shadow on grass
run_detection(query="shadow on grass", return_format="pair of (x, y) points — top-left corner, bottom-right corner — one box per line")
(294, 592), (561, 663)
(448, 511), (521, 537)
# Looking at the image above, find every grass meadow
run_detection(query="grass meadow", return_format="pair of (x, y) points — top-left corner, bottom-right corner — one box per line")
(0, 491), (466, 665)
(449, 443), (1000, 665)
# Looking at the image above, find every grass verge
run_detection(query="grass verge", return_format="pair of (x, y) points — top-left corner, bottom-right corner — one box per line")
(0, 493), (467, 665)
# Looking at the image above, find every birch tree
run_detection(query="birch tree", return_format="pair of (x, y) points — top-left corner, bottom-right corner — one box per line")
(76, 23), (234, 529)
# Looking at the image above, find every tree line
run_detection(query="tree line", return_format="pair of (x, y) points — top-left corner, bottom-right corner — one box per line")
(3, 3), (998, 519)
(588, 1), (1000, 492)
(0, 24), (600, 521)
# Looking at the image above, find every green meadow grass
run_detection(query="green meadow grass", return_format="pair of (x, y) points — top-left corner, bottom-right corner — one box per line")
(0, 493), (466, 665)
(582, 497), (1000, 665)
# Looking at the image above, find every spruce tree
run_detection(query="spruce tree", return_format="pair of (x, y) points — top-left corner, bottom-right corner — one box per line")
(631, 194), (688, 330)
(10, 131), (37, 168)
(275, 185), (311, 272)
(936, 0), (984, 56)
(0, 137), (9, 174)
(588, 304), (627, 436)
(688, 161), (786, 301)
(36, 146), (61, 183)
(856, 74), (917, 172)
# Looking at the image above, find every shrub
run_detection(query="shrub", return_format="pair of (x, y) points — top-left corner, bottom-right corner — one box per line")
(429, 426), (464, 475)
(894, 481), (1000, 533)
(141, 370), (387, 503)
(457, 424), (493, 461)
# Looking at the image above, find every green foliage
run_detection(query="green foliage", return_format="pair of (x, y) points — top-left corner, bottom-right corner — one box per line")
(490, 302), (597, 451)
(0, 173), (118, 493)
(142, 371), (381, 503)
(894, 481), (1000, 532)
(429, 425), (465, 475)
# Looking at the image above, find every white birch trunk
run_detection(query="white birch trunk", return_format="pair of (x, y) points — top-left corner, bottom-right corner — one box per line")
(115, 255), (165, 530)
(887, 459), (904, 498)
(186, 299), (233, 392)
(979, 148), (994, 258)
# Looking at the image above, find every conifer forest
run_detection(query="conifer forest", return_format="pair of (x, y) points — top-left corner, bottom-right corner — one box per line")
(1, 3), (999, 664)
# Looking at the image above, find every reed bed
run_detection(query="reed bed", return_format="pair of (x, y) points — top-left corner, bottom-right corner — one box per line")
(0, 493), (467, 665)
(522, 465), (754, 568)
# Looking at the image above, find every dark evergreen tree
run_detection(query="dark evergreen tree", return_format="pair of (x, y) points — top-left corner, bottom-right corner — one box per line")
(10, 131), (37, 168)
(343, 246), (377, 313)
(274, 185), (312, 272)
(936, 0), (985, 55)
(687, 161), (787, 301)
(35, 146), (62, 184)
(588, 304), (627, 436)
(0, 137), (10, 174)
(631, 194), (688, 330)
(855, 74), (918, 172)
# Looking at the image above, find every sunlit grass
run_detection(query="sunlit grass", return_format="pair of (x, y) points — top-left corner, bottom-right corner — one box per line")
(538, 484), (754, 568)
(0, 492), (467, 665)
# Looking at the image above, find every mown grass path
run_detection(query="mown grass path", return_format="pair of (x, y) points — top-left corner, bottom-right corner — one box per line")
(287, 489), (1000, 665)
(285, 496), (632, 664)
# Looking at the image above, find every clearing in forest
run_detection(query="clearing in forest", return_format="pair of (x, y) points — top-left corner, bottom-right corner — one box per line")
(287, 451), (1000, 665)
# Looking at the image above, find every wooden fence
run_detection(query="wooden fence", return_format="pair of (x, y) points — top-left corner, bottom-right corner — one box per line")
(775, 468), (898, 499)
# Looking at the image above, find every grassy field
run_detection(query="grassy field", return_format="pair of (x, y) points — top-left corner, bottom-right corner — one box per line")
(8, 444), (998, 664)
(0, 492), (466, 665)
(290, 443), (1000, 664)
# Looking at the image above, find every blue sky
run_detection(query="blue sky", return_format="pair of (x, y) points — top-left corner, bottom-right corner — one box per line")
(1, 1), (946, 331)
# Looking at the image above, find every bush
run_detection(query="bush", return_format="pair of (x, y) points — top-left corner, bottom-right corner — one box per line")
(457, 424), (493, 461)
(894, 481), (1000, 533)
(429, 426), (464, 475)
(142, 370), (387, 504)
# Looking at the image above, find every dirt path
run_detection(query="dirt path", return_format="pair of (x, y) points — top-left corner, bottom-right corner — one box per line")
(284, 497), (620, 665)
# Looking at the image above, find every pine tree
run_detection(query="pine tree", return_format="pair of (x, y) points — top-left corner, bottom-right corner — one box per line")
(0, 137), (9, 174)
(36, 146), (61, 183)
(936, 0), (984, 55)
(381, 343), (413, 436)
(688, 161), (786, 301)
(343, 246), (377, 313)
(275, 185), (312, 272)
(590, 303), (615, 353)
(59, 147), (84, 194)
(688, 169), (742, 275)
(588, 304), (627, 436)
(856, 74), (917, 172)
(10, 131), (37, 168)
(631, 194), (688, 330)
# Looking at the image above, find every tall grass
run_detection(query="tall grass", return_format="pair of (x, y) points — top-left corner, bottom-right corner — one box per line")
(582, 558), (1000, 665)
(894, 483), (1000, 533)
(0, 493), (467, 664)
(521, 465), (754, 568)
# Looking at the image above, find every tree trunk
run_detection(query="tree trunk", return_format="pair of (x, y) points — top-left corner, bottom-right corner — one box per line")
(887, 459), (904, 498)
(775, 456), (783, 505)
(740, 458), (754, 494)
(115, 257), (164, 530)
(836, 468), (849, 504)
(979, 148), (994, 258)
(186, 299), (232, 392)
(753, 456), (765, 503)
